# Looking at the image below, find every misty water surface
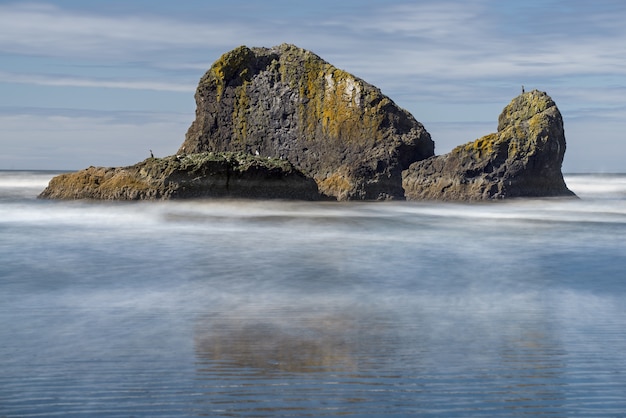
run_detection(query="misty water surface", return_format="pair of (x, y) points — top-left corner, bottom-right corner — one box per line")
(1, 172), (625, 416)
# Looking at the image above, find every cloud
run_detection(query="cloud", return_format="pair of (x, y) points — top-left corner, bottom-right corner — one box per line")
(0, 2), (249, 60)
(4, 1), (626, 87)
(328, 2), (482, 39)
(2, 1), (626, 171)
(326, 1), (626, 82)
(0, 71), (195, 92)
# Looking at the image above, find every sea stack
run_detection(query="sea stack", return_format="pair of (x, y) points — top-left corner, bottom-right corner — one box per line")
(39, 45), (575, 202)
(402, 90), (576, 200)
(179, 44), (434, 200)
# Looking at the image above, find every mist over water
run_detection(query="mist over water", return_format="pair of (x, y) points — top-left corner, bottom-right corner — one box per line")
(1, 171), (626, 416)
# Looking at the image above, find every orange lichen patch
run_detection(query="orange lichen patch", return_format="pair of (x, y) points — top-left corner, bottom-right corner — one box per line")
(51, 168), (154, 199)
(318, 71), (387, 145)
(99, 171), (152, 193)
(319, 71), (374, 143)
(40, 167), (103, 197)
(317, 172), (353, 198)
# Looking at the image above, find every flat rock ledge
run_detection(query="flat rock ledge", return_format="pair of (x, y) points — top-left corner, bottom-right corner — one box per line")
(402, 90), (576, 201)
(38, 152), (321, 201)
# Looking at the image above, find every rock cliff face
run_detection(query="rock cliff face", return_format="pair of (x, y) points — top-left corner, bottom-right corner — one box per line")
(402, 90), (575, 200)
(178, 44), (434, 200)
(38, 152), (320, 200)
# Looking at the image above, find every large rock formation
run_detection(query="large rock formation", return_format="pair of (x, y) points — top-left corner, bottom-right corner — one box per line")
(178, 43), (434, 200)
(39, 44), (575, 202)
(402, 90), (575, 200)
(39, 152), (320, 200)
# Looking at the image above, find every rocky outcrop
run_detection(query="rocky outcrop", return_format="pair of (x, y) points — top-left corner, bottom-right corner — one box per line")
(39, 44), (575, 202)
(402, 90), (576, 200)
(38, 152), (320, 200)
(179, 44), (434, 200)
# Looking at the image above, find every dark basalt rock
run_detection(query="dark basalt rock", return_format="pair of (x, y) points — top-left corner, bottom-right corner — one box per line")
(178, 43), (434, 200)
(38, 152), (321, 200)
(402, 90), (576, 200)
(39, 44), (575, 202)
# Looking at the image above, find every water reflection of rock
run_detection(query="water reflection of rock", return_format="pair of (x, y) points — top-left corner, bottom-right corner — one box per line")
(492, 316), (568, 413)
(194, 306), (395, 374)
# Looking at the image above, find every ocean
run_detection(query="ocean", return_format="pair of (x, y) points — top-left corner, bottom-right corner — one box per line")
(1, 171), (625, 417)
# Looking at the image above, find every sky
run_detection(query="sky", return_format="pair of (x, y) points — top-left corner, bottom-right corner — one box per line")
(1, 0), (625, 172)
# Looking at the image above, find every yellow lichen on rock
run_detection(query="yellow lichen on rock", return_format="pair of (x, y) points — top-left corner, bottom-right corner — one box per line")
(403, 89), (574, 200)
(320, 71), (365, 142)
(208, 46), (254, 101)
(275, 49), (384, 147)
(232, 81), (251, 144)
(458, 133), (498, 159)
(317, 172), (354, 200)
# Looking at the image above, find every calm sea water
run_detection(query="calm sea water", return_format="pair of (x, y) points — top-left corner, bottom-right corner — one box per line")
(1, 171), (625, 417)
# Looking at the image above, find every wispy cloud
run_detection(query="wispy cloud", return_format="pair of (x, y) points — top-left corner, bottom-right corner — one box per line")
(322, 1), (626, 81)
(2, 1), (626, 171)
(0, 3), (248, 59)
(4, 1), (626, 85)
(0, 71), (195, 92)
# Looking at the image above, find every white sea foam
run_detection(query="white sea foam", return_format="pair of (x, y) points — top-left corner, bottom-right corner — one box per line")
(0, 170), (59, 201)
(565, 173), (626, 198)
(0, 170), (57, 189)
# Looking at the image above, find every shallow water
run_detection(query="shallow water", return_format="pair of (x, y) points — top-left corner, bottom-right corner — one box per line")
(1, 171), (626, 416)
